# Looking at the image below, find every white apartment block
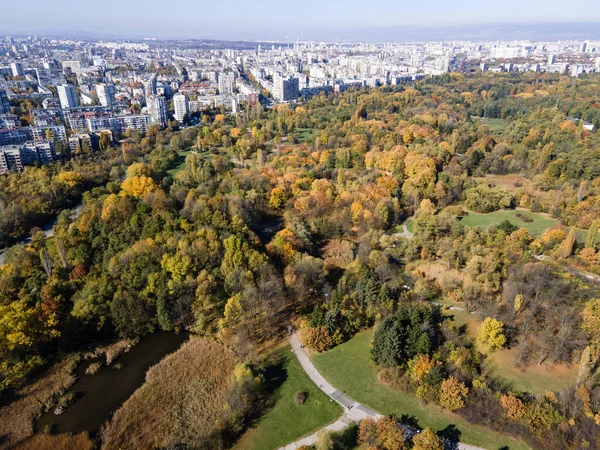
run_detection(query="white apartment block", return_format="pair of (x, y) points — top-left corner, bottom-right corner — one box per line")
(57, 84), (79, 109)
(147, 95), (167, 127)
(96, 84), (116, 107)
(173, 93), (188, 123)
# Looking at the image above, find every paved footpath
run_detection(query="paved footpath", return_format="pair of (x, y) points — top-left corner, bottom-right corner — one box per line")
(280, 332), (485, 450)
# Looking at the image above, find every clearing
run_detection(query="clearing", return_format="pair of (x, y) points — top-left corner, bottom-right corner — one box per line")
(311, 329), (528, 450)
(234, 346), (342, 450)
(460, 208), (589, 242)
(460, 209), (558, 236)
(482, 174), (540, 195)
(294, 128), (316, 143)
(472, 117), (508, 133)
(447, 308), (578, 394)
(167, 147), (214, 177)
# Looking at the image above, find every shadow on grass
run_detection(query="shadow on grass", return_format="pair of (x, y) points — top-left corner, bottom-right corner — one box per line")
(331, 424), (358, 450)
(245, 351), (289, 429)
(439, 424), (462, 446)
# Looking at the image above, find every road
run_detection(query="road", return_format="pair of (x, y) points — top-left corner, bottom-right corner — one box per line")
(282, 332), (484, 450)
(391, 220), (414, 240)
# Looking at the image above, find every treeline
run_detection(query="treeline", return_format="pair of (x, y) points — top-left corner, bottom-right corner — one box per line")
(2, 71), (600, 449)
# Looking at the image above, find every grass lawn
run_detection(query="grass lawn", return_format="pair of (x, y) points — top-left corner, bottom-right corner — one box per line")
(472, 117), (508, 133)
(406, 219), (415, 233)
(295, 128), (316, 143)
(312, 329), (529, 450)
(460, 209), (589, 243)
(447, 308), (578, 394)
(167, 147), (215, 177)
(167, 148), (194, 177)
(460, 209), (559, 236)
(233, 346), (342, 450)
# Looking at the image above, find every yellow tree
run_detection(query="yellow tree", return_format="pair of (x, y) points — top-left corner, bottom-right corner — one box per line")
(561, 227), (576, 259)
(120, 176), (158, 197)
(375, 416), (405, 450)
(412, 428), (444, 450)
(478, 317), (506, 350)
(358, 417), (377, 448)
(582, 298), (600, 346)
(439, 377), (468, 411)
(499, 395), (527, 420)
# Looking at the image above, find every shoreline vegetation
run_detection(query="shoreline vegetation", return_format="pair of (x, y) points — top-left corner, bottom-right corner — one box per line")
(3, 71), (600, 450)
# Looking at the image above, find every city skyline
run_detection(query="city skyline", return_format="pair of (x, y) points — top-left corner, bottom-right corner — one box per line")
(2, 0), (600, 41)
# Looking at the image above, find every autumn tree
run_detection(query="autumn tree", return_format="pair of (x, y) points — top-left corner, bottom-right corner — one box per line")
(375, 416), (405, 450)
(582, 298), (600, 346)
(315, 431), (334, 450)
(358, 417), (378, 448)
(412, 428), (444, 450)
(439, 377), (468, 411)
(478, 317), (506, 351)
(561, 227), (575, 259)
(500, 395), (527, 420)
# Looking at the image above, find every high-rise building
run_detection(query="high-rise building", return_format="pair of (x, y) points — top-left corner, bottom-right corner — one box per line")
(173, 93), (189, 123)
(548, 54), (556, 65)
(218, 73), (235, 95)
(0, 89), (10, 114)
(147, 95), (167, 127)
(57, 84), (79, 109)
(10, 62), (24, 77)
(272, 75), (299, 102)
(96, 84), (116, 107)
(581, 42), (588, 53)
(144, 75), (157, 96)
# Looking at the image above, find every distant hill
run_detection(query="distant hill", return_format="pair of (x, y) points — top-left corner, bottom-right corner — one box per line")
(326, 22), (600, 42)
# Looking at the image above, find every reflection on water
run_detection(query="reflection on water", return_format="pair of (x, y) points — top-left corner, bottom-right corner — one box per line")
(37, 331), (188, 435)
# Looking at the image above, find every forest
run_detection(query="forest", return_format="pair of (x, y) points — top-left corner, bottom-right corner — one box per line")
(1, 71), (600, 450)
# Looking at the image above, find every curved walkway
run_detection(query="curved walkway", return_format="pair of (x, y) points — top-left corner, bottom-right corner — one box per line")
(391, 220), (414, 240)
(281, 332), (484, 450)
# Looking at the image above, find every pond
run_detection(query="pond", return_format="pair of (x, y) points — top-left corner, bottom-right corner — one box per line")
(253, 217), (284, 245)
(37, 331), (188, 435)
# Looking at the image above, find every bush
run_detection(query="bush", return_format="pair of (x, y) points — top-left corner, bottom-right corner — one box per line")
(497, 220), (518, 234)
(515, 212), (533, 223)
(302, 327), (334, 352)
(295, 391), (307, 405)
(85, 362), (102, 375)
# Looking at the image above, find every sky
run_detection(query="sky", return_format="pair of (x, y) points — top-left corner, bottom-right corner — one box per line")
(1, 0), (600, 40)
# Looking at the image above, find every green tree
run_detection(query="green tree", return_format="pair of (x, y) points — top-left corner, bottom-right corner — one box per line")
(585, 219), (599, 249)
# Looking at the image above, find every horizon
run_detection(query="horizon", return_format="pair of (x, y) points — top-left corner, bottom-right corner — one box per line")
(2, 0), (600, 41)
(2, 20), (600, 43)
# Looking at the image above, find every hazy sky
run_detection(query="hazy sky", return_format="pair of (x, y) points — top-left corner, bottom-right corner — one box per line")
(1, 0), (600, 39)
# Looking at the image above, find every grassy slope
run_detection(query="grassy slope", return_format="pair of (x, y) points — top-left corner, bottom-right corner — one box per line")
(460, 209), (589, 243)
(448, 309), (578, 394)
(294, 128), (316, 143)
(234, 346), (342, 450)
(167, 148), (194, 177)
(460, 209), (558, 236)
(473, 117), (508, 133)
(312, 330), (529, 450)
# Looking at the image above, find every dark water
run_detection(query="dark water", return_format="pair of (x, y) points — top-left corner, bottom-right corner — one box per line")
(37, 331), (188, 435)
(254, 217), (284, 245)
